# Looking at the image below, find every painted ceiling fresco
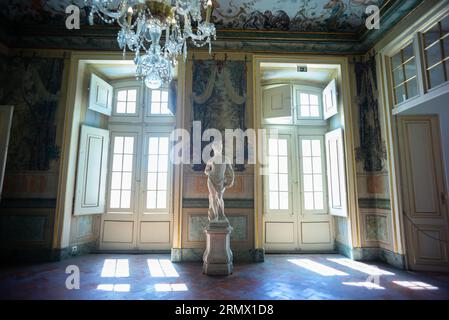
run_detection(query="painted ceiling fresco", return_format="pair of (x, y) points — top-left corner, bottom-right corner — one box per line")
(0, 0), (385, 33)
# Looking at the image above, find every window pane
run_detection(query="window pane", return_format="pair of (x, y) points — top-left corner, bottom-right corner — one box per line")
(157, 191), (167, 209)
(159, 138), (169, 154)
(127, 90), (137, 102)
(269, 157), (278, 173)
(278, 139), (288, 156)
(279, 174), (289, 192)
(302, 140), (311, 156)
(122, 155), (133, 172)
(149, 138), (159, 154)
(269, 174), (278, 191)
(311, 140), (321, 157)
(301, 105), (310, 117)
(161, 90), (169, 102)
(403, 43), (414, 61)
(269, 192), (279, 210)
(268, 139), (278, 155)
(424, 24), (440, 48)
(394, 84), (406, 104)
(309, 95), (318, 105)
(404, 58), (416, 80)
(406, 78), (418, 99)
(158, 155), (168, 172)
(157, 173), (168, 190)
(116, 101), (126, 113)
(110, 190), (121, 208)
(151, 103), (160, 114)
(111, 172), (122, 189)
(152, 90), (161, 102)
(314, 192), (324, 210)
(279, 192), (289, 210)
(112, 155), (123, 171)
(428, 63), (446, 88)
(124, 137), (134, 154)
(392, 67), (405, 86)
(442, 16), (449, 35)
(314, 174), (323, 192)
(391, 52), (402, 69)
(426, 43), (443, 68)
(304, 192), (314, 210)
(444, 37), (449, 58)
(312, 157), (322, 174)
(126, 102), (136, 114)
(303, 157), (313, 174)
(121, 172), (132, 189)
(114, 137), (124, 154)
(121, 191), (131, 208)
(148, 155), (158, 172)
(310, 105), (319, 117)
(300, 93), (309, 105)
(147, 173), (157, 190)
(117, 90), (127, 101)
(303, 174), (313, 192)
(278, 157), (288, 174)
(161, 103), (170, 114)
(147, 191), (157, 209)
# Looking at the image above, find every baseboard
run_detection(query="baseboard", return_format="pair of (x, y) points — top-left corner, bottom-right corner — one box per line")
(335, 241), (406, 269)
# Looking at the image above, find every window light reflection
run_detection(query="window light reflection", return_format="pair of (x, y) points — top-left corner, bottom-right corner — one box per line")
(101, 259), (130, 278)
(393, 281), (438, 290)
(288, 259), (348, 276)
(147, 259), (179, 277)
(154, 283), (188, 292)
(327, 258), (394, 276)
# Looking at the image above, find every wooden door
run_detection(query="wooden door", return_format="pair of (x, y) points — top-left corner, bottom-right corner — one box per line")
(398, 115), (449, 271)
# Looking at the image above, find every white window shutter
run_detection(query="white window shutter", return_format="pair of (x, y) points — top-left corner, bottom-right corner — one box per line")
(74, 125), (110, 215)
(88, 73), (113, 116)
(323, 79), (338, 120)
(325, 128), (347, 217)
(263, 85), (292, 118)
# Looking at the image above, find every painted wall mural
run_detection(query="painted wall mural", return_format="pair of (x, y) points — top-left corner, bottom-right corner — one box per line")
(213, 0), (385, 32)
(0, 0), (384, 33)
(354, 55), (386, 173)
(191, 57), (247, 171)
(0, 55), (64, 171)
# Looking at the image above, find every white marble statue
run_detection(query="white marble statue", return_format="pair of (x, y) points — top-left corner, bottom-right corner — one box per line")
(204, 141), (234, 223)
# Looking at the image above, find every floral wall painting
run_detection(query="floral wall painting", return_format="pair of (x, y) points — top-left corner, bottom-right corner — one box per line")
(212, 0), (385, 32)
(0, 55), (64, 171)
(191, 58), (247, 172)
(0, 0), (384, 33)
(354, 55), (386, 173)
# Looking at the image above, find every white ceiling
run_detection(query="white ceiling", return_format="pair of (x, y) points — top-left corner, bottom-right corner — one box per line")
(261, 62), (339, 86)
(89, 61), (178, 81)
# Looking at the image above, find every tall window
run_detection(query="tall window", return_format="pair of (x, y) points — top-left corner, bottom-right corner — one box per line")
(116, 89), (137, 114)
(300, 138), (325, 211)
(390, 42), (418, 105)
(150, 89), (171, 115)
(146, 136), (170, 210)
(423, 15), (449, 89)
(110, 136), (135, 209)
(268, 137), (289, 210)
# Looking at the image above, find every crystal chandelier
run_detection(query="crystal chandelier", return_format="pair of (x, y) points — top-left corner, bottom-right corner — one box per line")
(86, 0), (216, 89)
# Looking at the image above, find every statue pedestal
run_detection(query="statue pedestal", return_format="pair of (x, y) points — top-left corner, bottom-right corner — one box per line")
(203, 220), (233, 276)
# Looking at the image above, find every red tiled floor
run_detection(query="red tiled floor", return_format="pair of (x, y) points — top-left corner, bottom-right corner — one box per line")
(0, 254), (448, 300)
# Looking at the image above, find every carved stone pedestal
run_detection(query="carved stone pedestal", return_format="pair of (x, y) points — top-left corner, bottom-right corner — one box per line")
(203, 221), (233, 276)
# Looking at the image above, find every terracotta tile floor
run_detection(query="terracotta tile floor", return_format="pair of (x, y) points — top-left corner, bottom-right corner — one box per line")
(0, 254), (448, 300)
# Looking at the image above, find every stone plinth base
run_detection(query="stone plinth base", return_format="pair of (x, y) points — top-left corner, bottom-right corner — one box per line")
(203, 220), (233, 276)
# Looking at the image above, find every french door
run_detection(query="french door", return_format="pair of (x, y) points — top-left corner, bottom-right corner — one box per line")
(264, 126), (334, 252)
(99, 124), (174, 250)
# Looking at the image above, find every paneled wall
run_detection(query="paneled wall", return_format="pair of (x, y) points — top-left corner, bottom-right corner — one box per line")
(0, 50), (67, 261)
